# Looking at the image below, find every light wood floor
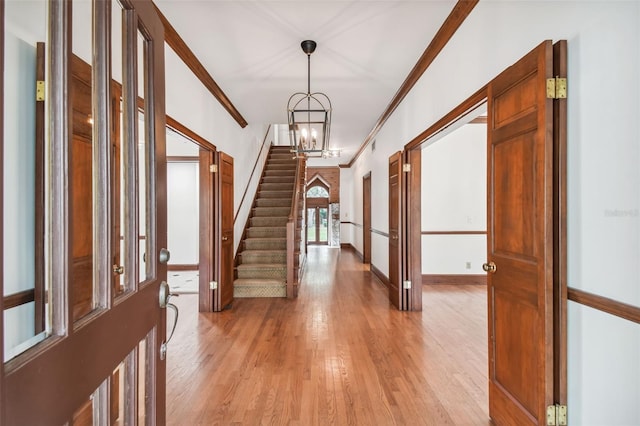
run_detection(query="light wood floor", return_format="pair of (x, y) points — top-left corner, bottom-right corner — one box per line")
(166, 247), (490, 425)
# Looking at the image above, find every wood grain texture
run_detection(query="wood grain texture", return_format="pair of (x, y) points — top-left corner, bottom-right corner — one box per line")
(345, 0), (479, 167)
(153, 3), (248, 128)
(166, 247), (490, 425)
(3, 289), (36, 310)
(568, 288), (640, 325)
(423, 274), (487, 286)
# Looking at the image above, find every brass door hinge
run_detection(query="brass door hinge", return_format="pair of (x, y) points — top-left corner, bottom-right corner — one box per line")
(546, 77), (567, 99)
(402, 163), (411, 172)
(36, 80), (45, 101)
(403, 280), (412, 289)
(546, 404), (567, 426)
(210, 164), (218, 173)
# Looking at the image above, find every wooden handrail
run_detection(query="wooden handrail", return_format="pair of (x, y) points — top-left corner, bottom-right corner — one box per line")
(234, 125), (272, 224)
(286, 155), (306, 298)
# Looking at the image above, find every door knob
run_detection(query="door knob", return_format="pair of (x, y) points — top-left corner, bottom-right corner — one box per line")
(112, 264), (124, 275)
(222, 236), (229, 241)
(158, 248), (170, 264)
(482, 261), (497, 273)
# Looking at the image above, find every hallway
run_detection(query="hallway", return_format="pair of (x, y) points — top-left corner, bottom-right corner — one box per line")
(166, 247), (489, 425)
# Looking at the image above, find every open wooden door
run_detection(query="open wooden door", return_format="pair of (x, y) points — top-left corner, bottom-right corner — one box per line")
(214, 151), (234, 311)
(362, 172), (371, 264)
(1, 1), (169, 423)
(388, 151), (406, 310)
(199, 148), (216, 312)
(486, 40), (565, 425)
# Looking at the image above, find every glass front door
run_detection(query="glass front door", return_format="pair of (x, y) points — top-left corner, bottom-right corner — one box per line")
(307, 206), (328, 245)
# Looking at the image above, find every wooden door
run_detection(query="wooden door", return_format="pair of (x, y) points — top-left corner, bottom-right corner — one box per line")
(199, 148), (216, 312)
(214, 151), (234, 311)
(1, 1), (168, 423)
(388, 152), (405, 310)
(487, 40), (557, 425)
(362, 172), (371, 263)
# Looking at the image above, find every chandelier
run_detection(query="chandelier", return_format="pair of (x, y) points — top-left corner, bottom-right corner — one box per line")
(287, 40), (337, 158)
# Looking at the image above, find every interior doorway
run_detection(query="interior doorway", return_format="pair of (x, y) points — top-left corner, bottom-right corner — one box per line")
(166, 129), (202, 294)
(163, 119), (219, 313)
(403, 40), (568, 425)
(306, 181), (330, 245)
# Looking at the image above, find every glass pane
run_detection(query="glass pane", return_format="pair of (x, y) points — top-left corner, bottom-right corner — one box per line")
(307, 208), (316, 242)
(3, 0), (51, 361)
(306, 185), (328, 198)
(137, 30), (150, 284)
(112, 0), (126, 296)
(70, 0), (97, 321)
(319, 207), (328, 243)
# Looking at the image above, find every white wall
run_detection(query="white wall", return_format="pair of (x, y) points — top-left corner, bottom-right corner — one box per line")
(164, 46), (270, 254)
(422, 123), (486, 275)
(344, 1), (640, 423)
(167, 162), (199, 266)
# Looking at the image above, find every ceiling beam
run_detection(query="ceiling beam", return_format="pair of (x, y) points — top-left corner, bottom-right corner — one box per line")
(343, 0), (479, 167)
(154, 3), (249, 128)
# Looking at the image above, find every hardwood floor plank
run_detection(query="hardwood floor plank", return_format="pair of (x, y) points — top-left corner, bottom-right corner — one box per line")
(167, 247), (490, 425)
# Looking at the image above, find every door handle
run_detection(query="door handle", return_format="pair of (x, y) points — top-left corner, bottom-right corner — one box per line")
(482, 261), (497, 273)
(159, 280), (179, 360)
(112, 264), (124, 275)
(222, 236), (229, 241)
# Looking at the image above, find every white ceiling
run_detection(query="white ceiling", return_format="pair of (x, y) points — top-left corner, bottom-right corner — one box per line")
(154, 0), (457, 165)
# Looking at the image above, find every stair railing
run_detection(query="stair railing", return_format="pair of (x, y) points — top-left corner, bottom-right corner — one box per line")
(286, 155), (306, 298)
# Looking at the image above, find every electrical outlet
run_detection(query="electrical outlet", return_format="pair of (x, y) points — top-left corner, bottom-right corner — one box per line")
(465, 262), (471, 269)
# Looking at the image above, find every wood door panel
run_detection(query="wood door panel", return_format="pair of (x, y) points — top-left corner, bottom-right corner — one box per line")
(493, 73), (538, 128)
(487, 40), (554, 426)
(493, 289), (538, 413)
(363, 173), (371, 263)
(70, 55), (94, 321)
(493, 132), (536, 258)
(388, 152), (402, 310)
(216, 152), (234, 311)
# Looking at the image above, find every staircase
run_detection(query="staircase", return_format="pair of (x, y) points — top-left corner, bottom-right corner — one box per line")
(234, 146), (297, 298)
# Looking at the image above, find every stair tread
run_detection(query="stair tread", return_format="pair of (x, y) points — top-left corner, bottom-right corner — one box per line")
(236, 263), (286, 269)
(240, 249), (286, 255)
(234, 279), (286, 287)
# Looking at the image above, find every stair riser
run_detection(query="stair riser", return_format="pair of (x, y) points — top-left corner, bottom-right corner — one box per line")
(244, 240), (287, 250)
(247, 228), (286, 238)
(237, 269), (286, 279)
(255, 199), (291, 207)
(265, 166), (296, 173)
(240, 252), (287, 264)
(250, 217), (288, 227)
(252, 207), (291, 217)
(260, 183), (294, 192)
(262, 176), (294, 184)
(234, 286), (286, 298)
(257, 191), (293, 199)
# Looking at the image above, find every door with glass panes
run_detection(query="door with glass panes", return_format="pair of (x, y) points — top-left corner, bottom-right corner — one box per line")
(1, 0), (170, 423)
(306, 184), (329, 245)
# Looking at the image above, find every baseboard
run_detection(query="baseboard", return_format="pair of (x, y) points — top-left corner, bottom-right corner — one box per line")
(371, 264), (390, 288)
(168, 264), (199, 271)
(340, 243), (364, 261)
(422, 274), (486, 285)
